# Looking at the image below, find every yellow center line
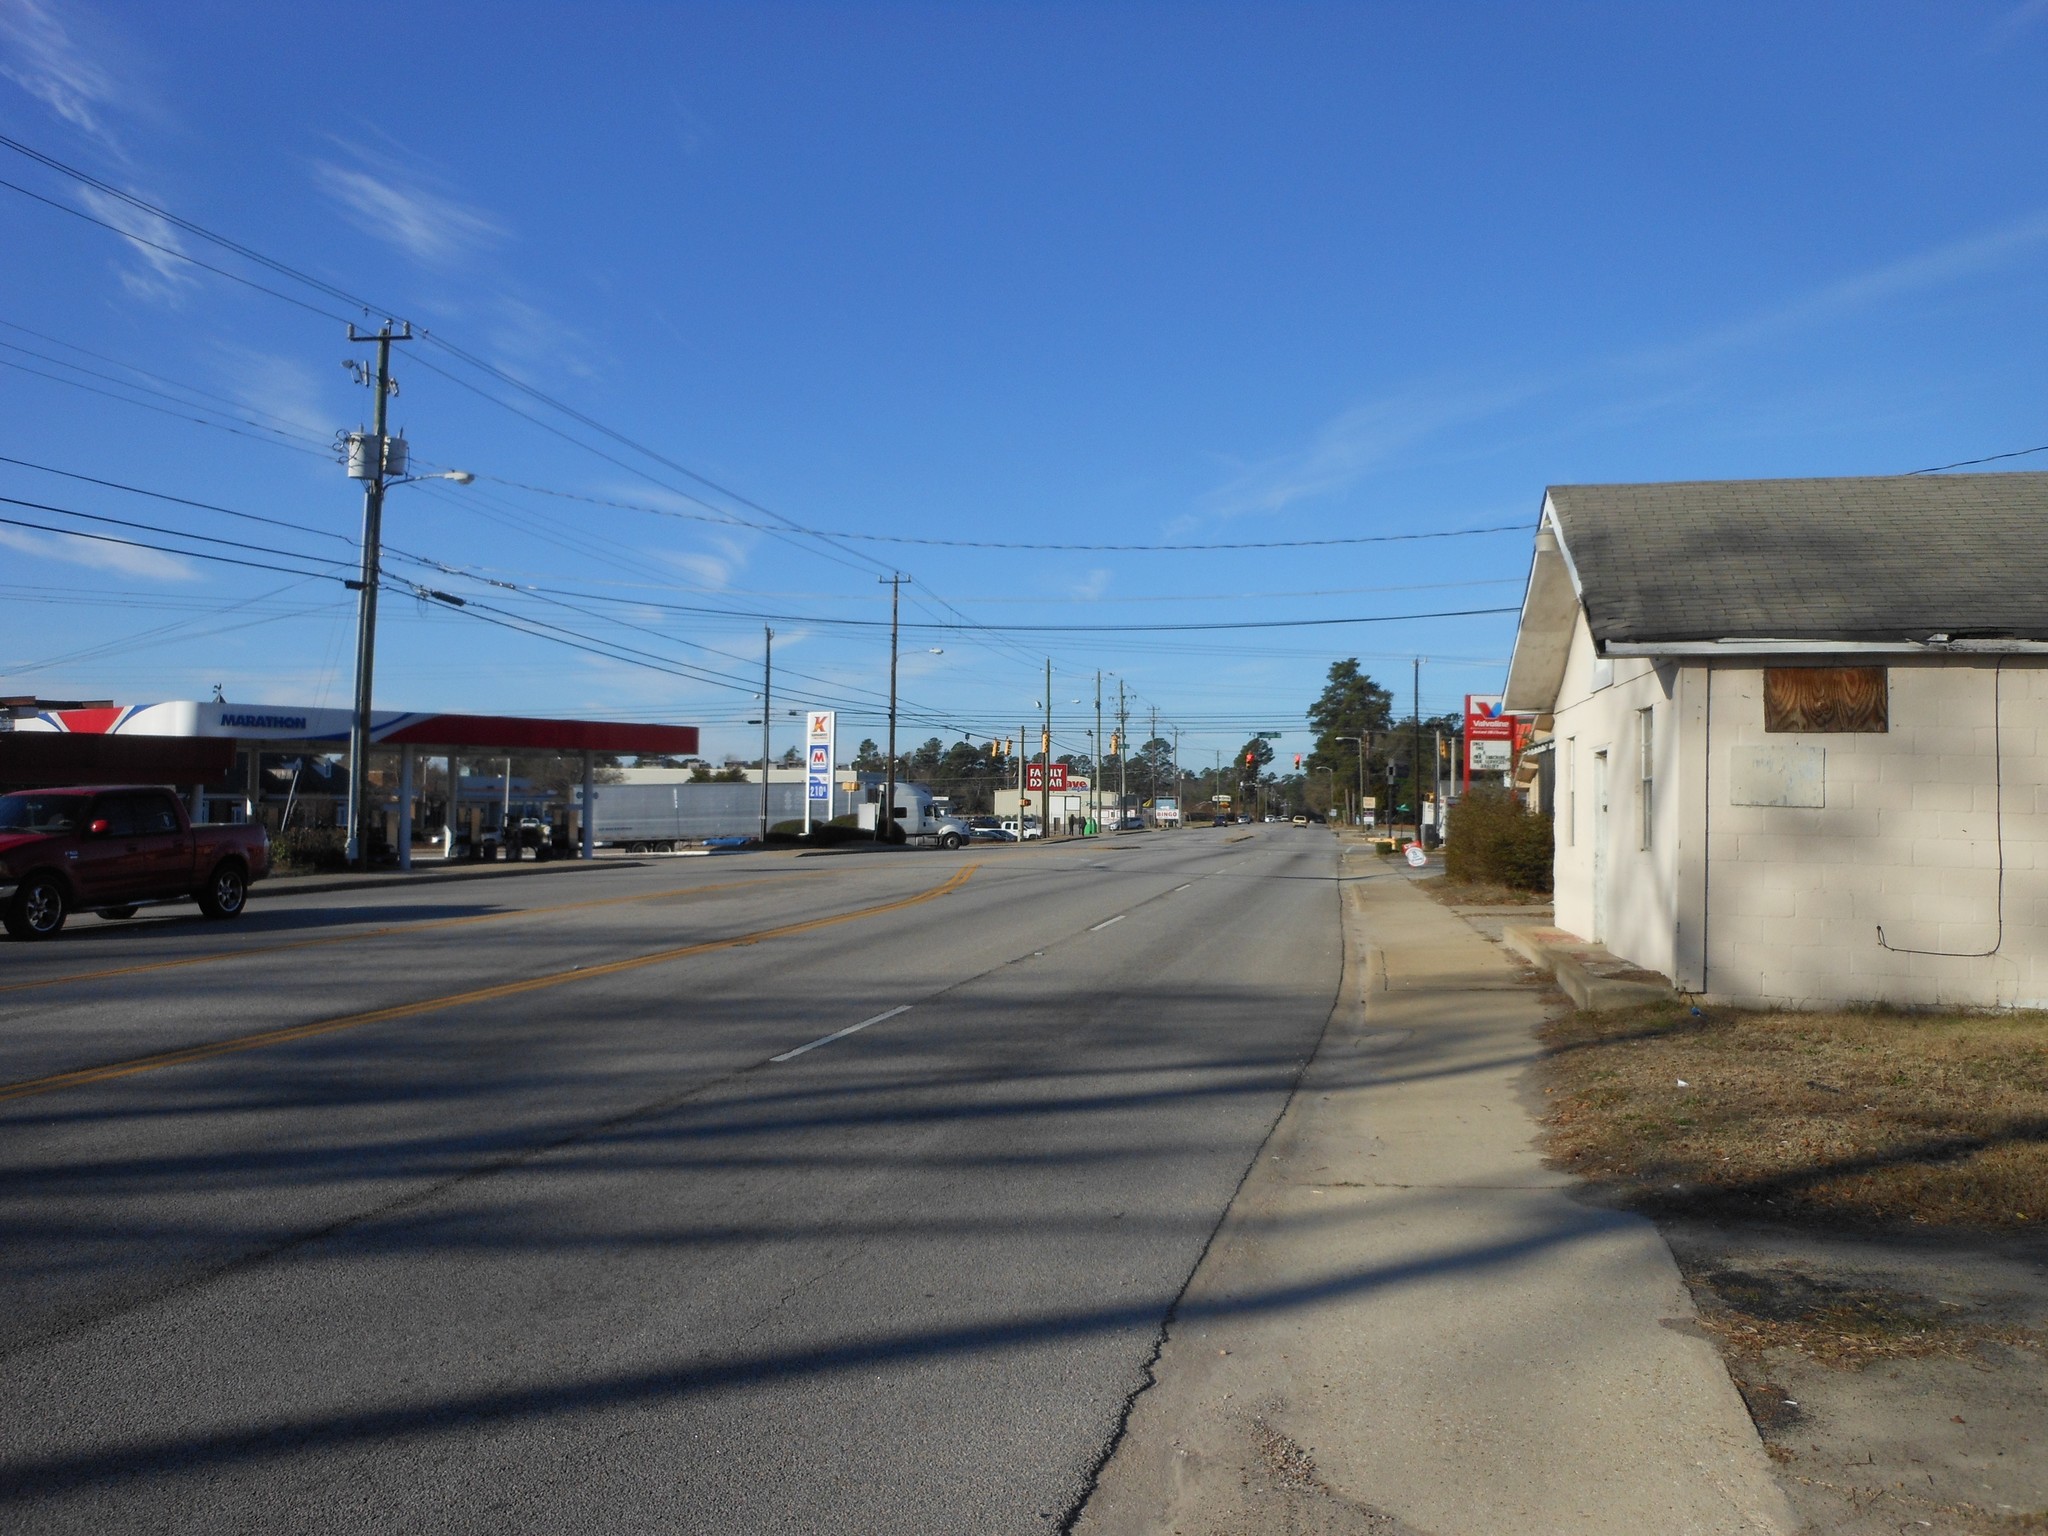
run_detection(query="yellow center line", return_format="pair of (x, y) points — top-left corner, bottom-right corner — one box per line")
(0, 872), (832, 998)
(0, 863), (978, 1105)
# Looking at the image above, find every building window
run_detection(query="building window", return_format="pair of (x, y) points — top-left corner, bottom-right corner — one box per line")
(1765, 667), (1887, 732)
(1638, 708), (1654, 850)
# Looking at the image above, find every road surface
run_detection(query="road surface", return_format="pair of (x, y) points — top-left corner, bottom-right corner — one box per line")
(0, 826), (1340, 1533)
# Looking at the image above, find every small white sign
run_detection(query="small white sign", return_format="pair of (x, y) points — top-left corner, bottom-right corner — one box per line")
(1404, 842), (1427, 868)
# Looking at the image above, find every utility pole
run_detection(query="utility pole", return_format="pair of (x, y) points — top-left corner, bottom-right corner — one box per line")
(1148, 705), (1159, 810)
(1434, 726), (1444, 847)
(1041, 658), (1052, 838)
(1094, 670), (1104, 836)
(1412, 657), (1424, 846)
(1172, 726), (1181, 830)
(759, 626), (773, 840)
(344, 320), (411, 869)
(1117, 679), (1129, 832)
(879, 575), (902, 844)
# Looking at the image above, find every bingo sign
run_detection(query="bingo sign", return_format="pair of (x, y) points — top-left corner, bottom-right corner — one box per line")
(805, 710), (835, 827)
(1465, 694), (1516, 779)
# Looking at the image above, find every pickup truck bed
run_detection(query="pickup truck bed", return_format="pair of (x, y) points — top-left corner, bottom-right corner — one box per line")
(0, 784), (271, 940)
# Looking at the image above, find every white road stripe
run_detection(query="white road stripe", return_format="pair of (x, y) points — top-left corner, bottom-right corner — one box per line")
(771, 1004), (913, 1062)
(1090, 914), (1126, 931)
(1173, 883), (1192, 892)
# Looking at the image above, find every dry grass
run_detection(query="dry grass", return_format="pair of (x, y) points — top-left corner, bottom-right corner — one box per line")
(1685, 1264), (2040, 1368)
(1539, 1001), (2048, 1231)
(1420, 876), (1551, 908)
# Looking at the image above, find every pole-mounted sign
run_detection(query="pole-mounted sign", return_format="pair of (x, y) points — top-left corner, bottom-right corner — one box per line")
(804, 709), (835, 835)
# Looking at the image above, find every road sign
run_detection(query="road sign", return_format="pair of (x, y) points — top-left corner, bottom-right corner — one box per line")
(1025, 762), (1069, 792)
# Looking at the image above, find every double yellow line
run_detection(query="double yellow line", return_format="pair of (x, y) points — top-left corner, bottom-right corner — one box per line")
(0, 863), (978, 1106)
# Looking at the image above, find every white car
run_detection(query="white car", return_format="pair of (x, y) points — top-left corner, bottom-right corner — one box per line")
(1001, 818), (1043, 840)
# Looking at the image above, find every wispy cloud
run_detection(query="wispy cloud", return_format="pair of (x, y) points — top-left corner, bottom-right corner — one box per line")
(75, 184), (195, 301)
(311, 140), (507, 268)
(486, 294), (600, 382)
(0, 0), (121, 149)
(1196, 377), (1539, 526)
(1626, 211), (2048, 372)
(1068, 567), (1111, 600)
(208, 345), (336, 438)
(0, 524), (198, 581)
(1197, 209), (2048, 528)
(652, 531), (752, 591)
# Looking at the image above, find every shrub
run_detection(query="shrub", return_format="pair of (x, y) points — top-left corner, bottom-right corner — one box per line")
(273, 826), (348, 873)
(1444, 785), (1553, 892)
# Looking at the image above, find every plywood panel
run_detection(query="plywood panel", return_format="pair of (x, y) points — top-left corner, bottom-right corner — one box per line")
(1764, 667), (1887, 733)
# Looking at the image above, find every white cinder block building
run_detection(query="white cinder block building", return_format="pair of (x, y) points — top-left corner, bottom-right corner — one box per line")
(1503, 472), (2048, 1010)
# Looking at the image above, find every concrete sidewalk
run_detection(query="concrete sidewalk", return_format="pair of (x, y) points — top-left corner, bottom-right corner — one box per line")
(1075, 856), (1792, 1535)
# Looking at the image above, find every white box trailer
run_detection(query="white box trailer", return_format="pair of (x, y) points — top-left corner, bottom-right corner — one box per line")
(574, 781), (817, 848)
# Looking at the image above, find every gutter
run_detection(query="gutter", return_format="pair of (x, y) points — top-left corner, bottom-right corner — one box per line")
(1603, 637), (2048, 657)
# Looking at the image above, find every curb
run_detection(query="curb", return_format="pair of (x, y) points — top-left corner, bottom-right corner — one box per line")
(1502, 923), (1673, 1011)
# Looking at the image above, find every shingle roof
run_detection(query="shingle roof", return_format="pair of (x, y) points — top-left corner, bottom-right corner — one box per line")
(1548, 472), (2048, 645)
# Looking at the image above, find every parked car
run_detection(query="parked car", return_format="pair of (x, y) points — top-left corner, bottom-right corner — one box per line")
(0, 785), (271, 940)
(1212, 813), (1231, 827)
(965, 816), (1016, 843)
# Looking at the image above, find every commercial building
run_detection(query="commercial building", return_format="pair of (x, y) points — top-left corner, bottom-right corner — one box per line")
(1504, 472), (2048, 1009)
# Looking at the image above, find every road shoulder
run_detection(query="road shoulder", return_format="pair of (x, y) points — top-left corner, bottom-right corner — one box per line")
(1073, 851), (1793, 1536)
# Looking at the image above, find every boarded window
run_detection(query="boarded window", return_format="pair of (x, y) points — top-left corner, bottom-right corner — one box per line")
(1764, 667), (1887, 733)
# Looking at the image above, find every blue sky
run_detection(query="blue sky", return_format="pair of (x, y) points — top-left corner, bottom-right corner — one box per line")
(2, 1), (2045, 769)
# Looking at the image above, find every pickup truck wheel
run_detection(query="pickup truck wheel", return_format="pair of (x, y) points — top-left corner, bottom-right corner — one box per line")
(99, 906), (140, 920)
(4, 874), (68, 941)
(938, 831), (963, 851)
(198, 861), (248, 920)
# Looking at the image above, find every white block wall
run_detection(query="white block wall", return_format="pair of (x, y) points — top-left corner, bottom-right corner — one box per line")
(1547, 615), (2048, 1009)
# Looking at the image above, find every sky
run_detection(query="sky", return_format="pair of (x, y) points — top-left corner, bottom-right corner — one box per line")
(1, 1), (2045, 772)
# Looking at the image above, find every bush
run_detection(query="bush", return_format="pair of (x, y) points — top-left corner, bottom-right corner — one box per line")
(1444, 785), (1553, 892)
(273, 826), (348, 873)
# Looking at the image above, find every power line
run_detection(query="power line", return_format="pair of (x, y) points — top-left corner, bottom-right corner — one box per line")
(0, 491), (355, 570)
(0, 454), (354, 545)
(1907, 444), (2048, 474)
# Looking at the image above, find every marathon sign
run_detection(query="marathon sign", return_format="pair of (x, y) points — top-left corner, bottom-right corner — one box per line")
(1024, 761), (1069, 792)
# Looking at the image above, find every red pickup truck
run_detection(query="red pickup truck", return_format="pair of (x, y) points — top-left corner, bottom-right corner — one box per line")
(0, 785), (271, 940)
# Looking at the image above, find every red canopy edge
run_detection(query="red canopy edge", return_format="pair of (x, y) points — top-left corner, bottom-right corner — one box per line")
(378, 716), (701, 754)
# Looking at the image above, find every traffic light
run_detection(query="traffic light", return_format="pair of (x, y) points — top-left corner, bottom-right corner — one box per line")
(1293, 753), (1302, 769)
(1041, 729), (1050, 754)
(1110, 733), (1120, 755)
(1245, 751), (1256, 766)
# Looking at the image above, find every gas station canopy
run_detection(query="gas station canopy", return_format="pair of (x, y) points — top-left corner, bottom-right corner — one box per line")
(11, 701), (701, 756)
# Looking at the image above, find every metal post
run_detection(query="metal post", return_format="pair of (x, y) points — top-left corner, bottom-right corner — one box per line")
(502, 754), (513, 860)
(1412, 657), (1423, 846)
(581, 750), (595, 859)
(1041, 659), (1052, 839)
(397, 744), (414, 871)
(444, 753), (457, 858)
(1094, 670), (1103, 836)
(880, 576), (901, 844)
(1117, 679), (1128, 833)
(344, 320), (408, 869)
(760, 625), (774, 840)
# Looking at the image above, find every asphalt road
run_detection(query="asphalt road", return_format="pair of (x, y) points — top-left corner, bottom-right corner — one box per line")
(0, 826), (1342, 1533)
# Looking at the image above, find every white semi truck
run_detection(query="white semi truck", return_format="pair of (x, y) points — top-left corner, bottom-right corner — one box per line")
(856, 783), (973, 850)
